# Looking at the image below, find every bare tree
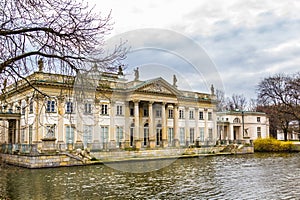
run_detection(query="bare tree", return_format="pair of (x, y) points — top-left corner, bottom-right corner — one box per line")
(257, 73), (300, 121)
(257, 73), (300, 140)
(0, 0), (127, 89)
(226, 94), (247, 111)
(248, 98), (258, 112)
(215, 89), (226, 111)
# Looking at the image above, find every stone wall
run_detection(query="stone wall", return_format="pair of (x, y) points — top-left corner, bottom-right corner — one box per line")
(0, 153), (83, 168)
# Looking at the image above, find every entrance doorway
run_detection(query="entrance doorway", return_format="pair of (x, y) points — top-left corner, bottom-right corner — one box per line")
(156, 124), (162, 146)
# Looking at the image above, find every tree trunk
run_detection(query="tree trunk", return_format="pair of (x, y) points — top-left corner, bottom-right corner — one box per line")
(284, 130), (288, 141)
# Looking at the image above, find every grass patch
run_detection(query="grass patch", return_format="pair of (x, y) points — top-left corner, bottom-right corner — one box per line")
(254, 138), (296, 152)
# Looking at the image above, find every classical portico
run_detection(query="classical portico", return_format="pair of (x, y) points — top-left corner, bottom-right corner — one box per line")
(0, 112), (21, 144)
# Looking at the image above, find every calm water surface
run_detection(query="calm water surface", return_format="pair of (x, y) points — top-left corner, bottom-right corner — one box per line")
(1, 153), (300, 199)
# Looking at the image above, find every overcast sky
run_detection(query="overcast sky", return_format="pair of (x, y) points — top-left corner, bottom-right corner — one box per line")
(91, 0), (300, 99)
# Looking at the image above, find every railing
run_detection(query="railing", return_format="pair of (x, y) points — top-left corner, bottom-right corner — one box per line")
(219, 140), (253, 145)
(1, 143), (39, 155)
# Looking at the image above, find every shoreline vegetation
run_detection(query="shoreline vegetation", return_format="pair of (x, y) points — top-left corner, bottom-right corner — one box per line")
(254, 138), (299, 152)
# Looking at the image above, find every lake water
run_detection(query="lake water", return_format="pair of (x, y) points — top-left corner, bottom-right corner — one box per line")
(1, 153), (300, 199)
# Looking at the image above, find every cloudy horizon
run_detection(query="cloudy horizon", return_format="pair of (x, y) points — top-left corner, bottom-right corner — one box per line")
(91, 0), (300, 100)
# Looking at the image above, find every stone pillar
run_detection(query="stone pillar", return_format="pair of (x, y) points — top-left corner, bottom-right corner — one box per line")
(57, 98), (65, 145)
(173, 104), (179, 147)
(204, 108), (208, 142)
(109, 101), (116, 149)
(134, 100), (140, 147)
(124, 101), (130, 148)
(75, 102), (83, 149)
(25, 98), (29, 143)
(161, 102), (168, 148)
(148, 101), (156, 148)
(195, 108), (199, 139)
(16, 119), (20, 143)
(185, 107), (190, 146)
(2, 120), (6, 143)
(92, 101), (100, 151)
(35, 96), (44, 149)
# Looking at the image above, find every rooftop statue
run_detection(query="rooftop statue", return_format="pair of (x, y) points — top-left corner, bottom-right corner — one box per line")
(211, 84), (215, 95)
(173, 75), (177, 87)
(134, 67), (139, 81)
(118, 65), (124, 75)
(38, 58), (44, 72)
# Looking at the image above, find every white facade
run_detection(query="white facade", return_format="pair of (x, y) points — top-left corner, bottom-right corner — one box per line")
(0, 71), (217, 151)
(217, 111), (269, 143)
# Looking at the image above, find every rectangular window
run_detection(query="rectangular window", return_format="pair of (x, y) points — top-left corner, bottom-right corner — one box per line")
(199, 127), (204, 141)
(179, 109), (184, 119)
(29, 125), (33, 144)
(156, 109), (162, 118)
(190, 128), (195, 143)
(101, 104), (108, 115)
(208, 112), (212, 121)
(189, 110), (194, 119)
(84, 103), (92, 114)
(199, 111), (204, 120)
(21, 128), (25, 143)
(208, 128), (213, 140)
(66, 125), (75, 144)
(116, 105), (123, 116)
(257, 117), (261, 122)
(83, 125), (93, 147)
(66, 102), (74, 113)
(168, 109), (174, 119)
(29, 101), (33, 114)
(257, 127), (261, 138)
(130, 108), (134, 116)
(21, 105), (26, 115)
(46, 100), (56, 112)
(101, 126), (109, 144)
(116, 126), (123, 147)
(180, 127), (185, 145)
(143, 108), (148, 117)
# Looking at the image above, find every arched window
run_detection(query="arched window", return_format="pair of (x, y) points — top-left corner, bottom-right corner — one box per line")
(233, 117), (241, 123)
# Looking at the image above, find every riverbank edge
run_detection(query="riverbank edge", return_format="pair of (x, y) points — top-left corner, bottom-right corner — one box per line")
(0, 146), (254, 169)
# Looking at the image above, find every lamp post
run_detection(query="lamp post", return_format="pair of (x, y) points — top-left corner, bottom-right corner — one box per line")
(242, 111), (245, 138)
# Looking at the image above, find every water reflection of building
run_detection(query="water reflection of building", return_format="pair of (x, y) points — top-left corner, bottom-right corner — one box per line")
(0, 68), (218, 151)
(217, 111), (269, 144)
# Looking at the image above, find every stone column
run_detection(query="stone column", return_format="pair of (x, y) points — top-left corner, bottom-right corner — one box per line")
(185, 107), (190, 146)
(16, 119), (20, 143)
(25, 98), (29, 143)
(161, 102), (168, 148)
(57, 98), (65, 145)
(109, 101), (116, 149)
(124, 101), (130, 148)
(148, 101), (155, 148)
(2, 120), (6, 143)
(195, 108), (199, 139)
(134, 100), (141, 149)
(173, 104), (179, 147)
(92, 100), (100, 151)
(35, 97), (43, 149)
(75, 102), (84, 149)
(204, 108), (208, 144)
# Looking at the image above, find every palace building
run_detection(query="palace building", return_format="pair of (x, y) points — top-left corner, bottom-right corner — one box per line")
(0, 67), (217, 152)
(217, 111), (270, 143)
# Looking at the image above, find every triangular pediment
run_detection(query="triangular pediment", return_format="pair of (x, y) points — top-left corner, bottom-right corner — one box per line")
(134, 78), (182, 96)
